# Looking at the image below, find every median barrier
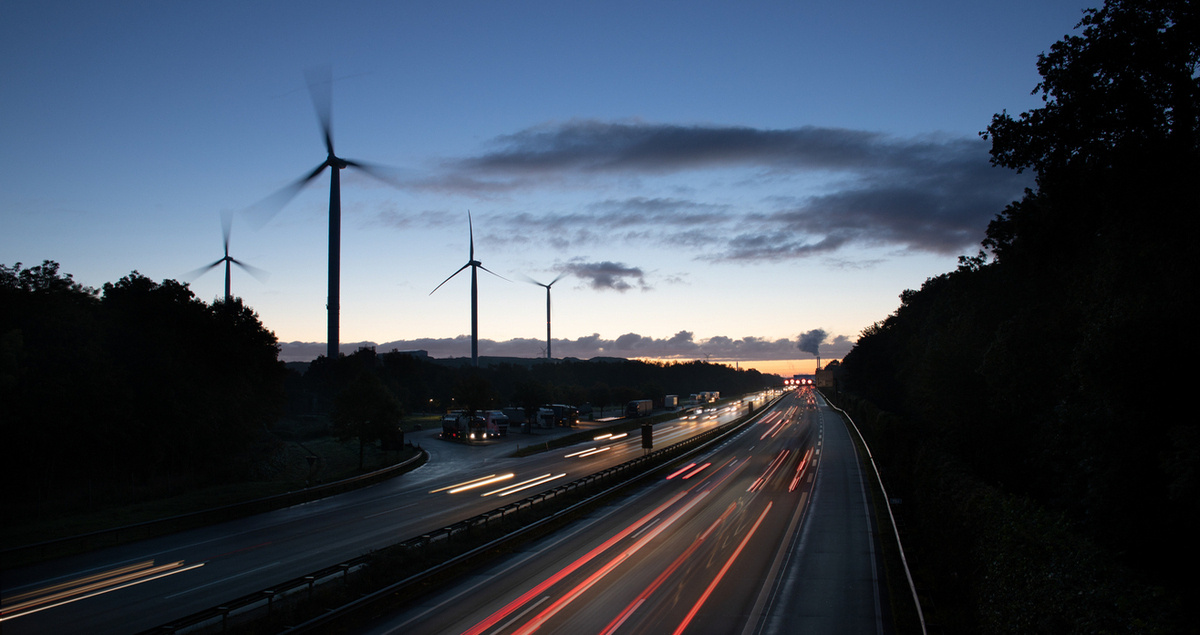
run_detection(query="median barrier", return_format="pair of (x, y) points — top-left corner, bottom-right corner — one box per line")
(140, 396), (783, 635)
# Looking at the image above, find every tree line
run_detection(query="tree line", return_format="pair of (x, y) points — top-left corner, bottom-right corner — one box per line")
(1, 260), (779, 521)
(1, 262), (286, 517)
(289, 345), (779, 426)
(838, 0), (1197, 631)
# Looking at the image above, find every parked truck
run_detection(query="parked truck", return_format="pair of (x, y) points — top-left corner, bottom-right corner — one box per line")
(625, 399), (653, 418)
(664, 395), (679, 409)
(441, 412), (489, 441)
(537, 404), (580, 428)
(484, 410), (509, 436)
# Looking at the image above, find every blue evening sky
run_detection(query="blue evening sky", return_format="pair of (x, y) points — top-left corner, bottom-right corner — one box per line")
(1, 1), (1094, 374)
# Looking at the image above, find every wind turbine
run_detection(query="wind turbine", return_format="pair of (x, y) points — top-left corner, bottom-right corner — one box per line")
(249, 68), (397, 360)
(185, 211), (266, 304)
(430, 212), (509, 367)
(520, 272), (567, 359)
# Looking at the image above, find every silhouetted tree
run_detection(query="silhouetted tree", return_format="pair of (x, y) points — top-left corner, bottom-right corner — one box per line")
(1, 262), (285, 512)
(841, 1), (1198, 629)
(450, 370), (496, 418)
(332, 371), (403, 470)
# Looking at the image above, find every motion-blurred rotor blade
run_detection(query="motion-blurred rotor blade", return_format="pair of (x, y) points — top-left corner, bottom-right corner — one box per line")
(342, 159), (407, 189)
(478, 265), (511, 283)
(305, 66), (334, 156)
(220, 209), (234, 253)
(430, 263), (471, 295)
(244, 161), (329, 228)
(229, 258), (270, 283)
(182, 260), (224, 282)
(517, 272), (543, 287)
(518, 271), (566, 288)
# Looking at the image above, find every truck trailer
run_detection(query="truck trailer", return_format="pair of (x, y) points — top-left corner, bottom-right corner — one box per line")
(625, 399), (653, 418)
(441, 412), (489, 441)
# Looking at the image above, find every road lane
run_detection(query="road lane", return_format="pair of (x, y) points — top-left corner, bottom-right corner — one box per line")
(749, 390), (884, 635)
(359, 388), (885, 635)
(0, 395), (772, 634)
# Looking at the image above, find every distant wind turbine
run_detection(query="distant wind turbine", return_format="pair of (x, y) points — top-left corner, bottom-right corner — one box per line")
(248, 68), (399, 360)
(520, 272), (567, 359)
(430, 212), (509, 367)
(185, 211), (267, 304)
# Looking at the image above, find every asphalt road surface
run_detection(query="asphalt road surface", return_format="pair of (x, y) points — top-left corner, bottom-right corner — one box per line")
(360, 387), (887, 635)
(0, 395), (771, 634)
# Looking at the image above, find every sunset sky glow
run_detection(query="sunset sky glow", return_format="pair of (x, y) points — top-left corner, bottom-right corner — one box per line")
(0, 1), (1095, 374)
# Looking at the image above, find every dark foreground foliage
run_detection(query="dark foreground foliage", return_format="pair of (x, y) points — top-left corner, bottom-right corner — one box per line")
(0, 261), (777, 533)
(0, 263), (286, 519)
(841, 1), (1198, 632)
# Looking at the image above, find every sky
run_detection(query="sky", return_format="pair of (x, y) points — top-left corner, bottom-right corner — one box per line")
(1, 0), (1096, 375)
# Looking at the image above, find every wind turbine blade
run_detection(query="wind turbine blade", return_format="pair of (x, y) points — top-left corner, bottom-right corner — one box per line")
(182, 260), (224, 282)
(517, 272), (544, 287)
(305, 66), (334, 156)
(229, 258), (270, 283)
(342, 159), (406, 189)
(220, 209), (234, 253)
(548, 271), (568, 287)
(467, 211), (475, 261)
(244, 162), (328, 228)
(478, 265), (511, 283)
(430, 263), (470, 295)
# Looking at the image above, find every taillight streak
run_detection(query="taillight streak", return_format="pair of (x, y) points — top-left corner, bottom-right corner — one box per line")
(789, 447), (814, 492)
(510, 490), (712, 635)
(458, 490), (691, 635)
(748, 450), (790, 492)
(671, 502), (774, 635)
(666, 463), (696, 480)
(599, 502), (739, 635)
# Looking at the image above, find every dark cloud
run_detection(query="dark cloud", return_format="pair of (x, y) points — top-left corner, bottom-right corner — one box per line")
(414, 120), (1031, 261)
(562, 260), (647, 292)
(457, 120), (905, 174)
(584, 197), (731, 227)
(279, 330), (856, 364)
(716, 150), (1028, 259)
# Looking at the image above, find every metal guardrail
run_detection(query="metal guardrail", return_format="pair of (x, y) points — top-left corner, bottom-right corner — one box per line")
(824, 392), (928, 635)
(142, 399), (778, 634)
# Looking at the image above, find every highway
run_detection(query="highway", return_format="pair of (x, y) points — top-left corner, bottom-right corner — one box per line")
(361, 387), (886, 635)
(0, 395), (771, 634)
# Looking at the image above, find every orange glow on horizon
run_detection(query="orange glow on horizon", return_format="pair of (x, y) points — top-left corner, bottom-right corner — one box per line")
(632, 357), (836, 377)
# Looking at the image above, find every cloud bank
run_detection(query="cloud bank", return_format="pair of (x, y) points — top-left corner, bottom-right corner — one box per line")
(403, 120), (1030, 261)
(279, 330), (856, 365)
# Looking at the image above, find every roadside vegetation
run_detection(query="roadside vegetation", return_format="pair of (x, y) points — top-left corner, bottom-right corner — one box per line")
(0, 258), (775, 554)
(836, 1), (1198, 632)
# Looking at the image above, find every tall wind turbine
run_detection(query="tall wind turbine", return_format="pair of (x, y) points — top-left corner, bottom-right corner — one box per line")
(185, 211), (266, 304)
(521, 272), (567, 359)
(430, 212), (509, 367)
(250, 68), (397, 360)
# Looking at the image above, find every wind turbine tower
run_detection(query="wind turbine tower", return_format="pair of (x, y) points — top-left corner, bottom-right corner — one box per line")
(523, 273), (566, 359)
(250, 69), (397, 360)
(430, 212), (509, 367)
(186, 211), (266, 304)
